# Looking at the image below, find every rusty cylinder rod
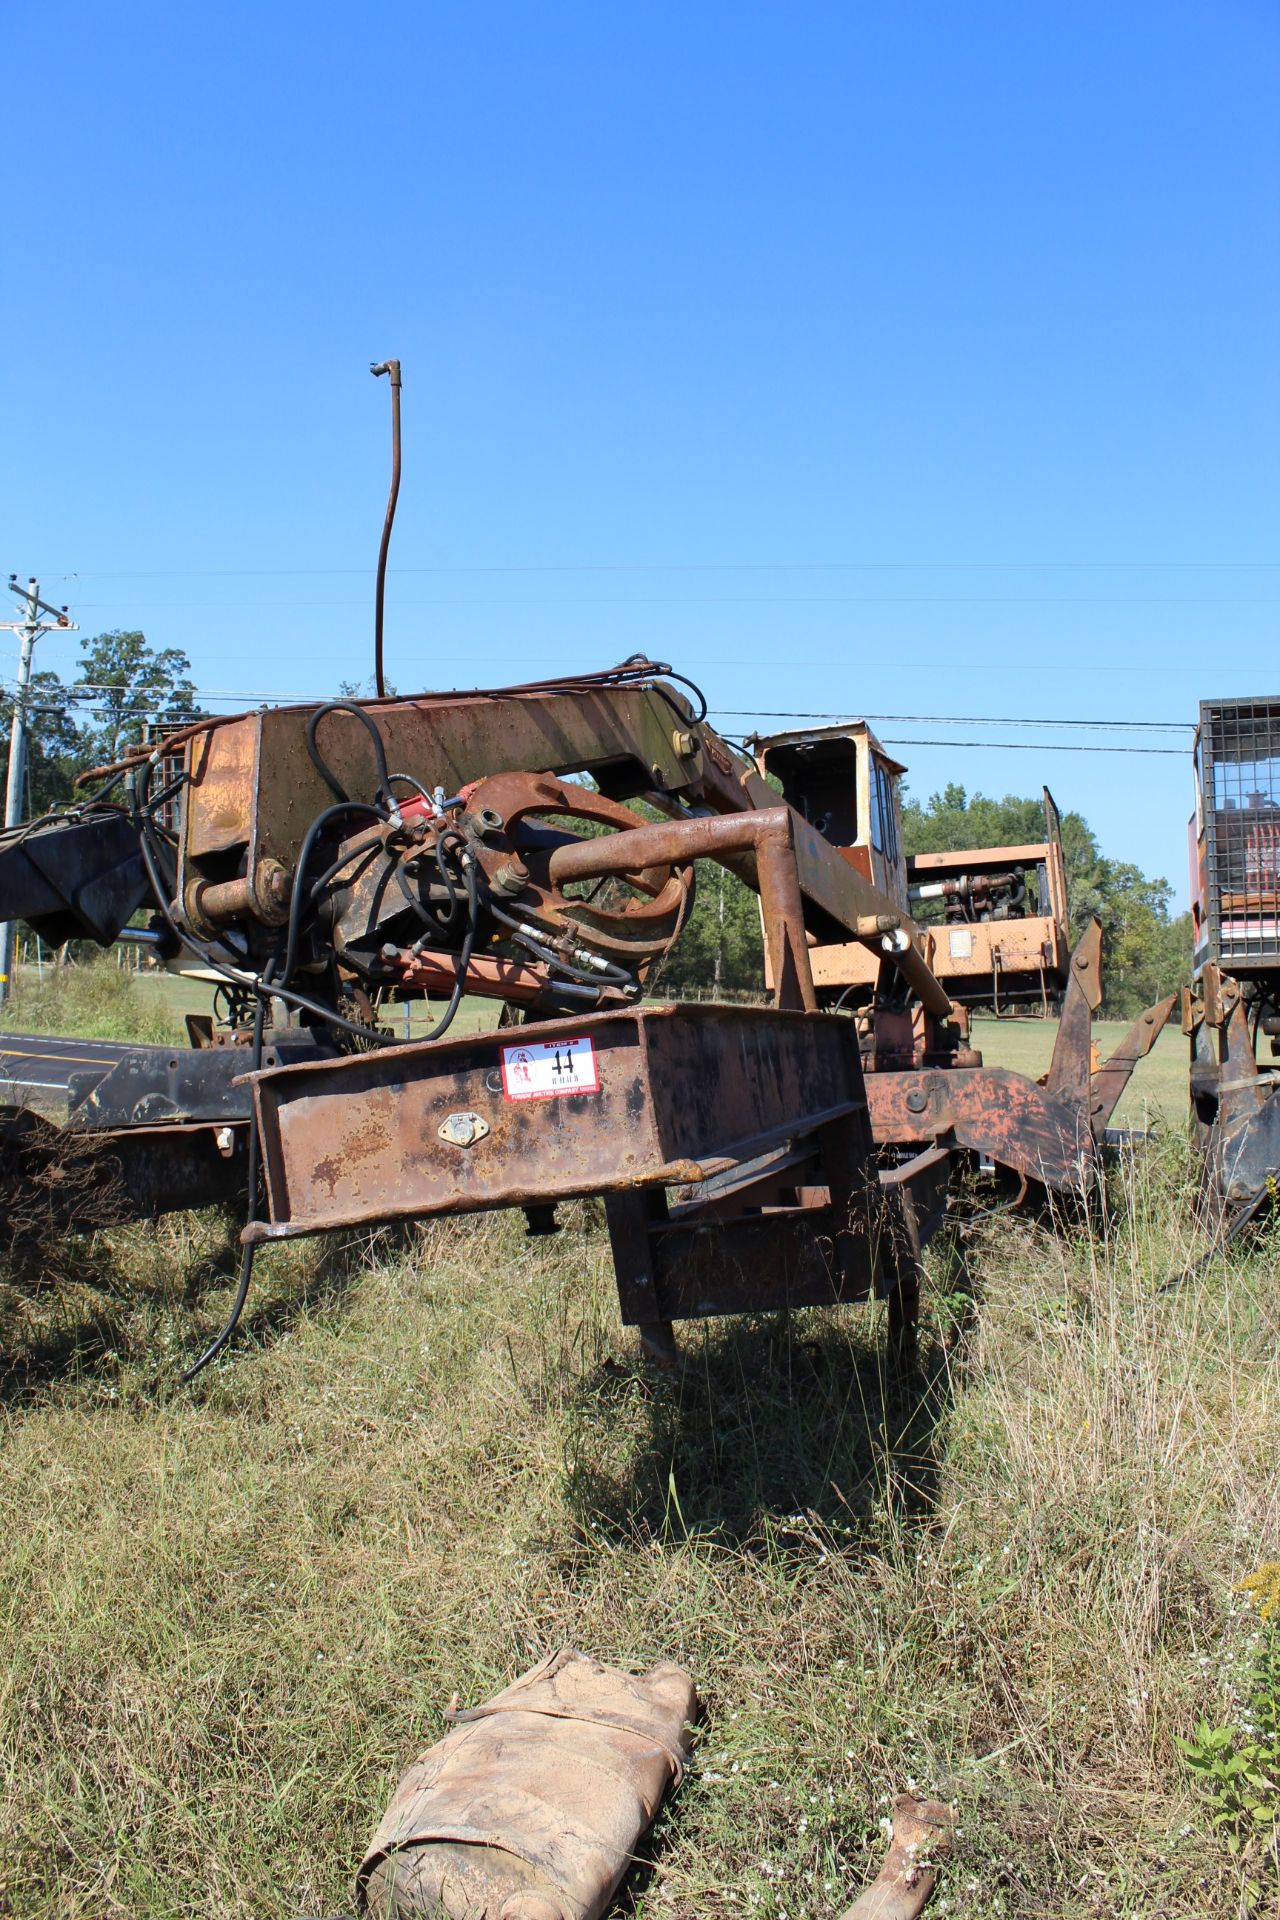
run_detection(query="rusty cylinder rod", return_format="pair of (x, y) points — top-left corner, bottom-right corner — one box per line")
(548, 806), (951, 1018)
(551, 806), (819, 1011)
(370, 359), (402, 700)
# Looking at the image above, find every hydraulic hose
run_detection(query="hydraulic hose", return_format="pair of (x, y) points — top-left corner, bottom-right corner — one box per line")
(305, 701), (394, 809)
(179, 958), (275, 1382)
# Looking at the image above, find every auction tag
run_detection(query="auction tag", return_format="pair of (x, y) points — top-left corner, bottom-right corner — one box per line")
(500, 1036), (600, 1101)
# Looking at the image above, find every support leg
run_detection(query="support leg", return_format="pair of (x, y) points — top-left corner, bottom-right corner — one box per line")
(605, 1189), (679, 1364)
(887, 1264), (921, 1376)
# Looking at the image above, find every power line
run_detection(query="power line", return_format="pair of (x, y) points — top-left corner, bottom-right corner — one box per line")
(6, 675), (1199, 735)
(39, 559), (1280, 578)
(12, 701), (1191, 753)
(51, 593), (1280, 610)
(878, 737), (1183, 756)
(715, 709), (1192, 732)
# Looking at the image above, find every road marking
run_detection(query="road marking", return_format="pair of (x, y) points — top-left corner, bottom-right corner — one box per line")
(0, 1046), (117, 1067)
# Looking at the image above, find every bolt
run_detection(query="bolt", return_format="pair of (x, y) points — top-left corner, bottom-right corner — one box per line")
(492, 855), (530, 897)
(672, 728), (697, 757)
(215, 1126), (236, 1157)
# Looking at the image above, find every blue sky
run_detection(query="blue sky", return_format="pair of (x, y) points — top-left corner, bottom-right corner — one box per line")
(4, 1), (1277, 905)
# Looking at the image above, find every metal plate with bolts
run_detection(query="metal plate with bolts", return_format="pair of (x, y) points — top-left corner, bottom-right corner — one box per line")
(438, 1111), (490, 1148)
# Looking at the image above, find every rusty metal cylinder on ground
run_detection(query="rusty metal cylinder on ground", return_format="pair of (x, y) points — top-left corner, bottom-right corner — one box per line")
(357, 1649), (698, 1919)
(837, 1793), (955, 1920)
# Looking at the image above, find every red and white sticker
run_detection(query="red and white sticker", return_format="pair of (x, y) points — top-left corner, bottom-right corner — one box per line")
(500, 1036), (600, 1102)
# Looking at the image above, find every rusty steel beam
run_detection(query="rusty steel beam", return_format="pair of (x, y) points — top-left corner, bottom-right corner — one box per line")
(245, 1002), (876, 1242)
(0, 1108), (247, 1242)
(547, 805), (951, 1016)
(864, 1065), (1093, 1193)
(1045, 917), (1103, 1109)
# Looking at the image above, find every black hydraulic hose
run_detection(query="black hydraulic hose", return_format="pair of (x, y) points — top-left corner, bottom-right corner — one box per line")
(279, 799), (384, 990)
(180, 959), (275, 1382)
(397, 855), (458, 936)
(144, 770), (191, 816)
(305, 701), (394, 808)
(386, 771), (432, 802)
(485, 896), (637, 987)
(267, 978), (384, 1043)
(75, 765), (132, 807)
(417, 846), (480, 1043)
(308, 838), (383, 905)
(657, 667), (709, 725)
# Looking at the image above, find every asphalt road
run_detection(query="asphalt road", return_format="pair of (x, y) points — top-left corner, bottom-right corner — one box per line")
(0, 1032), (133, 1114)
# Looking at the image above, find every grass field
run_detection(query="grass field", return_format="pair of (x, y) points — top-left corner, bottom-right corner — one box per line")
(0, 962), (504, 1048)
(1, 968), (1276, 1919)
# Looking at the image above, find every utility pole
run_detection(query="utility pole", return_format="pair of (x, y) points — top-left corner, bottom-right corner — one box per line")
(0, 575), (76, 1004)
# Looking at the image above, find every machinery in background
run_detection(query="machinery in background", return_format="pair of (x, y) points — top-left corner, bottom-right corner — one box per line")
(751, 721), (1071, 1013)
(1185, 695), (1280, 1221)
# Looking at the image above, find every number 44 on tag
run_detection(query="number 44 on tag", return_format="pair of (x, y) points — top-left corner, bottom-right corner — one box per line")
(500, 1037), (600, 1101)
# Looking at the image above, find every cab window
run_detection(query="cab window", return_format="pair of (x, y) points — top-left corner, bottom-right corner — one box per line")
(871, 760), (898, 862)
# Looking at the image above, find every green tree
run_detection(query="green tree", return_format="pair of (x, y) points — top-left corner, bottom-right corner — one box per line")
(2, 632), (201, 822)
(657, 860), (764, 995)
(0, 670), (88, 816)
(73, 630), (199, 766)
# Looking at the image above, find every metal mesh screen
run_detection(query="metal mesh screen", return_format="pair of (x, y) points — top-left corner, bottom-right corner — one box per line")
(141, 720), (188, 835)
(1201, 698), (1280, 967)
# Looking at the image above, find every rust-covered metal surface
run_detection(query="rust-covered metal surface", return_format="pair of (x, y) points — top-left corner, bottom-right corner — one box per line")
(0, 1107), (247, 1243)
(357, 1648), (697, 1920)
(864, 1065), (1094, 1191)
(180, 677), (707, 902)
(836, 1793), (956, 1920)
(1088, 992), (1177, 1134)
(753, 722), (1071, 1014)
(246, 1003), (872, 1239)
(1186, 960), (1280, 1210)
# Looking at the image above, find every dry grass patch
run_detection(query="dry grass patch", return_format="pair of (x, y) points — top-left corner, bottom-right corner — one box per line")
(0, 1146), (1275, 1917)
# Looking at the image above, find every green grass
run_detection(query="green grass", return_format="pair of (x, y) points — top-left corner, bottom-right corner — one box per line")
(0, 960), (502, 1047)
(0, 966), (1274, 1918)
(0, 959), (185, 1046)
